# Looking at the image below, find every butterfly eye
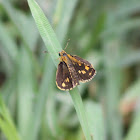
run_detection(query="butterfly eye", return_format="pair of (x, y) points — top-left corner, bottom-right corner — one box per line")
(59, 53), (61, 56)
(63, 53), (67, 56)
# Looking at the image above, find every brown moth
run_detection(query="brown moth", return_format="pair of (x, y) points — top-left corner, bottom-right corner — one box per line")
(56, 50), (96, 91)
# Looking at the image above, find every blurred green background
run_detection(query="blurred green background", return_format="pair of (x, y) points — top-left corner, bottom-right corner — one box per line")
(0, 0), (140, 140)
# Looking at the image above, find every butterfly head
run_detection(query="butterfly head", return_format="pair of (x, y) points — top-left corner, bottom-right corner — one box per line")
(59, 50), (69, 62)
(59, 50), (67, 57)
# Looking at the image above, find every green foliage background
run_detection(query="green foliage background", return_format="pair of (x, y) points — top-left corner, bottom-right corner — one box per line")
(0, 0), (140, 140)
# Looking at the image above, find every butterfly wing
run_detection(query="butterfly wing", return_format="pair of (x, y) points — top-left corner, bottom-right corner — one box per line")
(70, 55), (96, 82)
(56, 62), (73, 90)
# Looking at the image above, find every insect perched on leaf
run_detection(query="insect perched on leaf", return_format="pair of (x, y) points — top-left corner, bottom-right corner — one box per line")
(56, 49), (96, 91)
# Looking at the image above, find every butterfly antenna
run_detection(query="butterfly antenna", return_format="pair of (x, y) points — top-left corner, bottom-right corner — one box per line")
(64, 39), (70, 50)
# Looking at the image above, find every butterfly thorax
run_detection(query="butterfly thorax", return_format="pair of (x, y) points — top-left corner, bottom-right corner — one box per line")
(59, 50), (68, 62)
(59, 50), (82, 65)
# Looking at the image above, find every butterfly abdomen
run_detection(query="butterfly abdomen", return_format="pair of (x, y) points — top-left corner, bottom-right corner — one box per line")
(66, 62), (79, 87)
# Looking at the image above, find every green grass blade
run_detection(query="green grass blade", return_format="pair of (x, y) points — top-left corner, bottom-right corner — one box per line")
(124, 111), (140, 140)
(1, 0), (40, 74)
(1, 0), (38, 49)
(122, 80), (140, 140)
(0, 22), (18, 62)
(27, 0), (61, 66)
(17, 47), (34, 140)
(27, 0), (78, 139)
(70, 89), (91, 140)
(27, 0), (92, 140)
(54, 0), (78, 44)
(103, 36), (123, 140)
(85, 101), (105, 140)
(0, 95), (21, 140)
(27, 56), (55, 140)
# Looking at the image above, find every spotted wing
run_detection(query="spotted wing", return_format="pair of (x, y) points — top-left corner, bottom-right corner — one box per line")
(56, 62), (73, 90)
(70, 55), (96, 82)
